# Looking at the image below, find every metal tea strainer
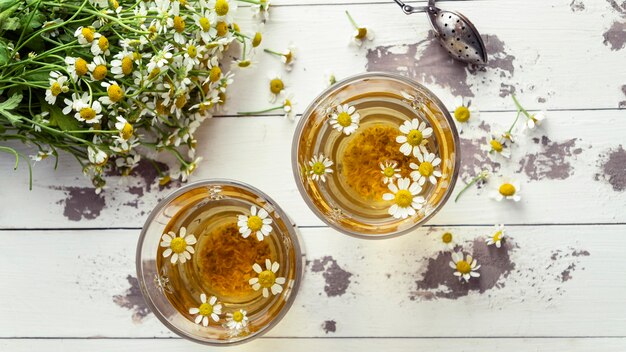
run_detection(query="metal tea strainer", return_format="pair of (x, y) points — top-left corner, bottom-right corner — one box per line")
(393, 0), (488, 65)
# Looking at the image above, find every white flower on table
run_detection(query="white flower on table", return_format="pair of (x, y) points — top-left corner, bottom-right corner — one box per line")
(380, 161), (401, 184)
(226, 309), (249, 330)
(345, 11), (374, 47)
(329, 104), (360, 135)
(249, 259), (286, 298)
(526, 111), (547, 130)
(396, 119), (433, 157)
(308, 154), (333, 182)
(238, 205), (273, 241)
(189, 293), (222, 327)
(489, 178), (521, 202)
(449, 252), (480, 282)
(268, 72), (285, 103)
(160, 226), (197, 264)
(452, 97), (479, 132)
(410, 149), (442, 186)
(486, 224), (506, 248)
(382, 177), (425, 219)
(485, 135), (511, 158)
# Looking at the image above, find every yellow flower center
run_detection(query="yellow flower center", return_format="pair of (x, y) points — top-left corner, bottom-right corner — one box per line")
(98, 36), (109, 51)
(499, 183), (516, 197)
(121, 122), (133, 140)
(216, 21), (228, 36)
(198, 302), (213, 316)
(336, 111), (352, 127)
(111, 0), (119, 9)
(215, 0), (229, 16)
(394, 189), (413, 208)
(269, 78), (284, 94)
(418, 161), (434, 177)
(247, 215), (263, 232)
(442, 232), (452, 243)
(252, 32), (262, 47)
(218, 92), (226, 104)
(81, 27), (95, 42)
(159, 175), (171, 186)
(170, 237), (187, 254)
(232, 22), (240, 32)
(175, 95), (187, 109)
(187, 44), (197, 58)
(173, 16), (185, 33)
(237, 60), (250, 68)
(406, 129), (423, 146)
(258, 270), (276, 288)
(92, 65), (108, 80)
(75, 58), (88, 76)
(199, 17), (211, 31)
(312, 161), (326, 175)
(50, 82), (62, 96)
(355, 27), (367, 39)
(492, 230), (502, 242)
(121, 56), (133, 75)
(283, 51), (293, 64)
(107, 84), (123, 102)
(456, 260), (471, 274)
(490, 139), (503, 152)
(383, 166), (396, 177)
(79, 107), (96, 121)
(148, 67), (160, 79)
(454, 106), (470, 122)
(232, 311), (244, 322)
(209, 65), (222, 82)
(283, 99), (292, 109)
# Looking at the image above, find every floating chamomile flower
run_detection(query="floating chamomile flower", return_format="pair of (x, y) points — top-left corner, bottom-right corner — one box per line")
(396, 119), (433, 157)
(115, 116), (134, 140)
(249, 259), (286, 298)
(486, 224), (505, 248)
(490, 178), (521, 202)
(238, 205), (273, 241)
(226, 309), (249, 330)
(485, 135), (511, 158)
(45, 71), (69, 105)
(268, 72), (285, 103)
(452, 97), (479, 131)
(308, 154), (333, 182)
(189, 294), (222, 327)
(380, 161), (401, 184)
(345, 11), (374, 47)
(160, 226), (197, 264)
(526, 111), (547, 130)
(382, 177), (425, 219)
(449, 252), (480, 282)
(410, 149), (442, 186)
(329, 104), (360, 135)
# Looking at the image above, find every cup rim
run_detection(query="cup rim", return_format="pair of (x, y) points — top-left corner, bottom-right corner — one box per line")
(291, 72), (461, 240)
(136, 179), (304, 346)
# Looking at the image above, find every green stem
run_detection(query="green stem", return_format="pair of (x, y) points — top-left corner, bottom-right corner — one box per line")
(0, 146), (20, 170)
(345, 10), (359, 29)
(263, 48), (283, 56)
(454, 170), (489, 203)
(506, 110), (522, 134)
(236, 0), (261, 4)
(238, 106), (283, 115)
(511, 94), (531, 118)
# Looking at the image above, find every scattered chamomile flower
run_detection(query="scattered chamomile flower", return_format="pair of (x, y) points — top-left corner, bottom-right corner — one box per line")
(74, 26), (96, 45)
(308, 154), (333, 182)
(454, 169), (490, 202)
(226, 309), (248, 331)
(449, 252), (480, 282)
(526, 111), (547, 130)
(490, 177), (521, 202)
(396, 118), (433, 157)
(251, 0), (270, 20)
(282, 95), (296, 120)
(268, 72), (285, 103)
(441, 232), (454, 249)
(410, 149), (442, 186)
(30, 150), (53, 162)
(160, 226), (197, 264)
(45, 71), (69, 105)
(249, 259), (286, 298)
(65, 56), (90, 81)
(329, 103), (360, 135)
(382, 177), (425, 219)
(99, 81), (124, 105)
(263, 44), (295, 71)
(345, 10), (374, 47)
(87, 146), (108, 166)
(115, 116), (134, 140)
(485, 135), (511, 158)
(238, 205), (273, 241)
(380, 161), (401, 184)
(91, 33), (111, 56)
(325, 71), (337, 87)
(486, 224), (505, 248)
(189, 294), (222, 327)
(88, 55), (108, 81)
(452, 97), (479, 132)
(250, 24), (264, 48)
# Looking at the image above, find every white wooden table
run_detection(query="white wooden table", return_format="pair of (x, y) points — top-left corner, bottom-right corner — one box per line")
(2, 0), (626, 350)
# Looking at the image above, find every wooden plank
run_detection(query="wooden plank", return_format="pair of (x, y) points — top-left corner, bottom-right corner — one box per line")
(2, 338), (626, 352)
(223, 0), (626, 114)
(0, 225), (622, 338)
(2, 110), (625, 228)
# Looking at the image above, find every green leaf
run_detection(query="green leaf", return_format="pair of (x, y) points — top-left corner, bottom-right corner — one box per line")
(0, 41), (9, 65)
(46, 104), (81, 132)
(0, 93), (24, 125)
(1, 16), (19, 31)
(0, 1), (19, 25)
(24, 70), (49, 82)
